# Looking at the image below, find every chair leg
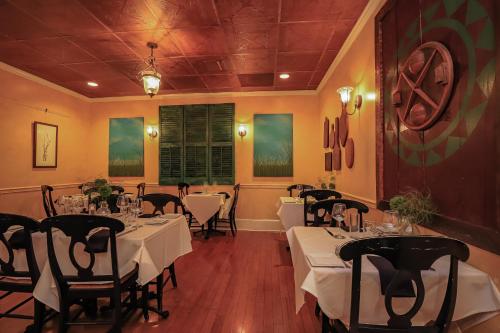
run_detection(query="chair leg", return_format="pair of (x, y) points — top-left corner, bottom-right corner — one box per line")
(156, 273), (163, 312)
(315, 302), (320, 317)
(110, 292), (122, 333)
(321, 311), (331, 333)
(142, 285), (149, 321)
(31, 300), (45, 333)
(168, 263), (177, 288)
(229, 218), (235, 236)
(188, 214), (193, 228)
(58, 301), (69, 333)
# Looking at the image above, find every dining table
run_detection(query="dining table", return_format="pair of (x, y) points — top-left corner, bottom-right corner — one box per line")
(26, 214), (193, 311)
(183, 193), (232, 238)
(287, 226), (500, 331)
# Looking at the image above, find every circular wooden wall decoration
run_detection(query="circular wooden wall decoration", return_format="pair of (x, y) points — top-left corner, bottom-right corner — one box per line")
(339, 110), (348, 146)
(332, 145), (341, 170)
(392, 41), (454, 131)
(329, 124), (335, 148)
(345, 138), (354, 168)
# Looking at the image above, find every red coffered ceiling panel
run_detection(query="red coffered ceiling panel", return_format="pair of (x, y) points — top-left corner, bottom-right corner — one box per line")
(0, 0), (368, 97)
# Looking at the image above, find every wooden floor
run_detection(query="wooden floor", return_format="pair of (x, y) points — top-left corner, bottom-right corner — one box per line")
(1, 231), (320, 333)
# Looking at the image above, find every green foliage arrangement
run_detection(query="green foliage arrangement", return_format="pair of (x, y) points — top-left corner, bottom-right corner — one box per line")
(318, 174), (336, 190)
(389, 190), (438, 225)
(94, 178), (112, 200)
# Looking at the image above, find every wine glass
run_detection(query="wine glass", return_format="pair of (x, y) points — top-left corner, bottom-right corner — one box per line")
(72, 196), (84, 214)
(116, 195), (129, 215)
(97, 201), (111, 215)
(332, 203), (346, 227)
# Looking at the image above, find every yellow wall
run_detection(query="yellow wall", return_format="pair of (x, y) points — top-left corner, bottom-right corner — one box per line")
(87, 94), (322, 220)
(317, 18), (377, 205)
(0, 66), (91, 218)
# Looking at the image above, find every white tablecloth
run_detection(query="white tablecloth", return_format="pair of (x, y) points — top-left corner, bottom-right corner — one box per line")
(277, 197), (306, 231)
(2, 226), (48, 274)
(287, 226), (500, 329)
(183, 193), (229, 225)
(33, 215), (193, 311)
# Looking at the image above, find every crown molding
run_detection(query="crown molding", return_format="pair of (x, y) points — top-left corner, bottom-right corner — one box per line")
(316, 0), (387, 93)
(89, 89), (317, 103)
(0, 62), (90, 102)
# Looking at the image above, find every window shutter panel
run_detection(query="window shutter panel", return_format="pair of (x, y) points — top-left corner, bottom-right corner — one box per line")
(184, 104), (208, 184)
(209, 103), (234, 185)
(159, 106), (183, 185)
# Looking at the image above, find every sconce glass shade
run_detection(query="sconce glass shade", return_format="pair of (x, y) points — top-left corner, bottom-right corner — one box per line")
(146, 125), (158, 138)
(141, 70), (161, 97)
(238, 124), (248, 137)
(337, 86), (353, 105)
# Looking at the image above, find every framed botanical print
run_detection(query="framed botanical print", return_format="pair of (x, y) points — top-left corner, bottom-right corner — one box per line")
(33, 121), (58, 168)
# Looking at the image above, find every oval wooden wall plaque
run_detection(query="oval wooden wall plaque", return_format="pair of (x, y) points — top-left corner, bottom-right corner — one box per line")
(345, 138), (354, 168)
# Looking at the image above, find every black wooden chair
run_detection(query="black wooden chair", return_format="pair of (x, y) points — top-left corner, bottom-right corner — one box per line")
(40, 215), (138, 333)
(214, 184), (240, 236)
(140, 193), (185, 215)
(287, 184), (314, 197)
(41, 185), (57, 218)
(78, 182), (95, 194)
(300, 190), (342, 226)
(308, 198), (369, 228)
(324, 236), (469, 333)
(177, 183), (195, 227)
(137, 183), (146, 197)
(0, 213), (47, 333)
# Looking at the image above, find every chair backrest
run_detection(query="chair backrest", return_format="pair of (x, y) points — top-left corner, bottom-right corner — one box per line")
(287, 184), (314, 197)
(137, 182), (146, 197)
(110, 185), (125, 194)
(40, 215), (124, 288)
(300, 190), (342, 226)
(177, 182), (190, 199)
(0, 214), (40, 284)
(229, 184), (241, 220)
(307, 198), (368, 228)
(217, 192), (231, 199)
(141, 193), (184, 215)
(338, 236), (469, 332)
(41, 185), (57, 217)
(78, 182), (95, 194)
(90, 194), (120, 213)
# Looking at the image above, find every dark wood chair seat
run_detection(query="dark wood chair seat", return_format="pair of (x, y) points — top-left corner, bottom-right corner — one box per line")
(67, 265), (138, 293)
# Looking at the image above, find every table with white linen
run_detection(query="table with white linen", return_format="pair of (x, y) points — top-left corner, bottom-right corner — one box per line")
(33, 214), (193, 311)
(277, 197), (307, 231)
(287, 226), (500, 330)
(183, 193), (231, 225)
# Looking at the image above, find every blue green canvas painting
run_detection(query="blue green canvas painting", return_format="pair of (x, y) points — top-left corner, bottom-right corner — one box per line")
(109, 117), (144, 177)
(254, 114), (293, 177)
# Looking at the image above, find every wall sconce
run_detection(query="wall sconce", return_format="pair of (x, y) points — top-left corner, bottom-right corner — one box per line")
(146, 125), (158, 138)
(337, 86), (362, 115)
(238, 124), (248, 138)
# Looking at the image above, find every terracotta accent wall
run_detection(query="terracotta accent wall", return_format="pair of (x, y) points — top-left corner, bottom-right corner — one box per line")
(317, 7), (499, 333)
(87, 95), (322, 220)
(0, 67), (91, 218)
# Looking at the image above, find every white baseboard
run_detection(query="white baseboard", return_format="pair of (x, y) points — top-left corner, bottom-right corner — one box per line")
(235, 219), (282, 232)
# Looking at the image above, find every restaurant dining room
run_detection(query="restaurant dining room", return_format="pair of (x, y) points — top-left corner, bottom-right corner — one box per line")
(0, 0), (499, 332)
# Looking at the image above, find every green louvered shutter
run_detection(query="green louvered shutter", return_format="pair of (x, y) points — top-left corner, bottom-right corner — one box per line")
(183, 104), (208, 185)
(159, 106), (183, 185)
(209, 103), (234, 185)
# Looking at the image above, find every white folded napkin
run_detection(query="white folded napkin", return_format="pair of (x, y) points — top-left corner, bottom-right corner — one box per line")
(306, 253), (345, 268)
(144, 217), (170, 225)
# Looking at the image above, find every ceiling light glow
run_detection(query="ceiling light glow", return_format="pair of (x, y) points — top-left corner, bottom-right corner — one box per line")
(87, 81), (98, 87)
(279, 73), (290, 79)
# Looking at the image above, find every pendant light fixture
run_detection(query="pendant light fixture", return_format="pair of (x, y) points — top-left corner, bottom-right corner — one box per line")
(139, 42), (161, 98)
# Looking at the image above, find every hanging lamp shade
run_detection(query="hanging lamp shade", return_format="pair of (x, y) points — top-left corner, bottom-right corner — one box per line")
(141, 70), (161, 97)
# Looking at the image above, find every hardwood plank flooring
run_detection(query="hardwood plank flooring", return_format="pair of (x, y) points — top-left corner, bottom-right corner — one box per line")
(0, 231), (320, 333)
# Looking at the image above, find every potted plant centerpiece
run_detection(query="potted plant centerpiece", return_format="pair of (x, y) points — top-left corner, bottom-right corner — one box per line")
(389, 189), (438, 234)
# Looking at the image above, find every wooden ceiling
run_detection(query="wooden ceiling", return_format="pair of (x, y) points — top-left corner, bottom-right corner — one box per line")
(0, 0), (368, 97)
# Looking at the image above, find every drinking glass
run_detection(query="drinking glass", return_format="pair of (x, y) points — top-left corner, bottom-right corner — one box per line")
(88, 203), (96, 215)
(202, 181), (208, 194)
(116, 195), (129, 214)
(97, 201), (111, 215)
(363, 220), (375, 233)
(72, 196), (84, 214)
(382, 210), (399, 229)
(347, 212), (359, 232)
(332, 203), (346, 227)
